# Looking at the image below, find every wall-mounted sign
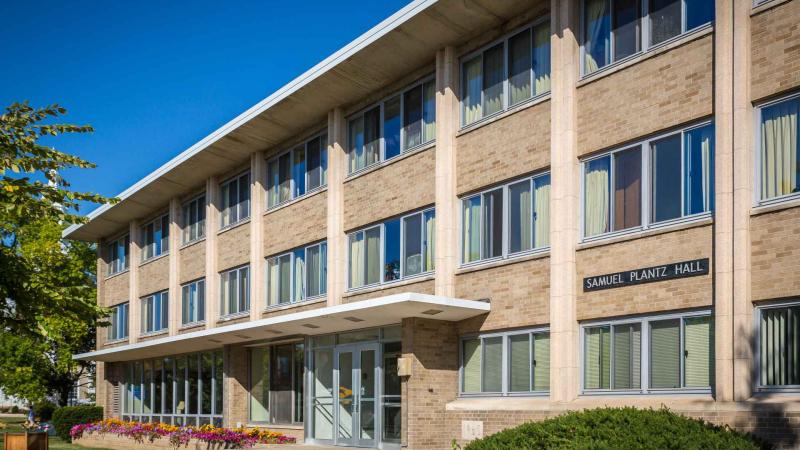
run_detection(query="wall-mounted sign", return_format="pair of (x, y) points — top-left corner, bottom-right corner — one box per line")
(583, 258), (709, 292)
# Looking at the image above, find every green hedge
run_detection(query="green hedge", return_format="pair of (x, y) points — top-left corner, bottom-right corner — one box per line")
(463, 407), (770, 450)
(32, 400), (57, 421)
(52, 406), (103, 442)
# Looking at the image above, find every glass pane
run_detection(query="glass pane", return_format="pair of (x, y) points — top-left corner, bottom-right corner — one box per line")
(613, 147), (642, 231)
(188, 355), (198, 414)
(201, 352), (213, 415)
(483, 337), (503, 392)
(175, 357), (186, 416)
(584, 0), (610, 73)
(462, 339), (481, 393)
(649, 0), (682, 46)
(509, 334), (531, 392)
(239, 267), (249, 312)
(384, 220), (401, 282)
(293, 145), (306, 197)
(509, 180), (532, 254)
(403, 85), (423, 150)
(684, 124), (714, 215)
(143, 360), (152, 414)
(153, 359), (162, 414)
(651, 134), (682, 222)
(133, 362), (143, 414)
(613, 0), (640, 60)
(462, 55), (482, 125)
(508, 28), (532, 106)
(760, 98), (799, 200)
(268, 159), (280, 207)
(278, 153), (292, 204)
(338, 329), (380, 345)
(533, 23), (551, 95)
(294, 344), (304, 423)
(422, 210), (435, 272)
(685, 0), (714, 30)
(308, 137), (322, 191)
(271, 345), (294, 424)
(650, 319), (681, 389)
(238, 173), (250, 219)
(403, 214), (423, 277)
(338, 352), (354, 440)
(462, 196), (482, 263)
(364, 107), (381, 168)
(482, 44), (504, 117)
(584, 326), (610, 389)
(293, 249), (305, 302)
(612, 323), (641, 389)
(313, 349), (334, 440)
(214, 351), (223, 416)
(250, 348), (269, 422)
(307, 245), (322, 298)
(320, 135), (328, 186)
(585, 157), (611, 236)
(533, 175), (551, 248)
(348, 232), (365, 289)
(422, 81), (436, 143)
(348, 117), (364, 174)
(360, 350), (376, 440)
(482, 189), (504, 259)
(684, 316), (713, 388)
(533, 333), (550, 391)
(384, 96), (401, 160)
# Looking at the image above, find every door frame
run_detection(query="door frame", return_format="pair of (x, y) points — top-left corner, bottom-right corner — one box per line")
(333, 342), (380, 448)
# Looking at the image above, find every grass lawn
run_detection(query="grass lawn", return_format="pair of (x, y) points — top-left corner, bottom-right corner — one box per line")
(0, 415), (113, 450)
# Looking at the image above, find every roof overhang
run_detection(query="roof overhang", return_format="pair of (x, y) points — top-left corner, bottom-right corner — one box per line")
(75, 293), (489, 362)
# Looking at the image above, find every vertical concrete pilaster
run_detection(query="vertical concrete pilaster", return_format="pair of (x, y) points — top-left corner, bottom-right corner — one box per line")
(250, 152), (266, 318)
(549, 0), (580, 403)
(327, 108), (347, 305)
(128, 220), (141, 343)
(169, 197), (181, 334)
(205, 176), (220, 328)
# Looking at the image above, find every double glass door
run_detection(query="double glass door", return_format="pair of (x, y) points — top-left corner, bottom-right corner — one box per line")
(335, 343), (378, 447)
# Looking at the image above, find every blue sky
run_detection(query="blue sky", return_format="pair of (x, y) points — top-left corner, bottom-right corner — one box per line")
(0, 0), (409, 214)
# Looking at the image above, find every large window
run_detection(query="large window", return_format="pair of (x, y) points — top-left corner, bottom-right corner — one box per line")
(757, 302), (800, 390)
(121, 351), (223, 426)
(348, 208), (435, 289)
(220, 172), (251, 228)
(141, 214), (170, 261)
(462, 20), (551, 126)
(757, 93), (800, 204)
(347, 77), (436, 174)
(267, 133), (328, 208)
(267, 241), (327, 307)
(461, 329), (550, 395)
(107, 235), (130, 276)
(582, 311), (713, 393)
(182, 195), (206, 244)
(108, 302), (129, 341)
(462, 173), (551, 264)
(141, 291), (169, 335)
(220, 265), (250, 317)
(181, 279), (205, 325)
(582, 122), (714, 239)
(582, 0), (715, 75)
(249, 342), (304, 424)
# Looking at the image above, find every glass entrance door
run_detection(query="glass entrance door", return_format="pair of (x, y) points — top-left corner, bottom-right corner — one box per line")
(335, 343), (378, 447)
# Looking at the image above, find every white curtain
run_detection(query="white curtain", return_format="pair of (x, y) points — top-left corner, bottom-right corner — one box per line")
(482, 45), (504, 117)
(585, 159), (610, 236)
(348, 118), (364, 174)
(294, 252), (305, 302)
(584, 0), (608, 74)
(517, 184), (533, 251)
(761, 100), (799, 200)
(463, 56), (482, 125)
(534, 176), (551, 248)
(701, 128), (712, 211)
(462, 198), (481, 262)
(508, 29), (532, 106)
(349, 234), (364, 288)
(533, 23), (551, 95)
(424, 211), (436, 272)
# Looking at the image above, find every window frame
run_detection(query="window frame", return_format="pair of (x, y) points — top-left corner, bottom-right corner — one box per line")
(459, 17), (551, 128)
(219, 265), (251, 318)
(265, 241), (327, 308)
(346, 75), (436, 176)
(580, 120), (714, 242)
(459, 172), (551, 267)
(219, 171), (251, 229)
(754, 300), (800, 393)
(108, 302), (130, 342)
(458, 327), (551, 397)
(182, 194), (206, 245)
(266, 131), (328, 209)
(181, 278), (206, 326)
(141, 213), (170, 262)
(580, 309), (713, 395)
(107, 234), (130, 276)
(141, 290), (169, 335)
(754, 91), (800, 208)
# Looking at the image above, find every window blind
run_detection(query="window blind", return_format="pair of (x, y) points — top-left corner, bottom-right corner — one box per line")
(650, 319), (680, 389)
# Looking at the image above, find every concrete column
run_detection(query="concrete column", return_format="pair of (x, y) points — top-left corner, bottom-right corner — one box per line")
(205, 176), (220, 329)
(548, 0), (580, 403)
(713, 0), (735, 403)
(168, 197), (181, 334)
(96, 240), (107, 347)
(434, 46), (459, 297)
(128, 220), (141, 343)
(250, 152), (266, 318)
(327, 108), (347, 305)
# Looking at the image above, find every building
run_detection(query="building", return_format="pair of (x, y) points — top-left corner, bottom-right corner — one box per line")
(67, 0), (800, 448)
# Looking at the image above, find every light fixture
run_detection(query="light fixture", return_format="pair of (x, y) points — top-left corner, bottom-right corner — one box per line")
(421, 309), (443, 316)
(343, 316), (364, 322)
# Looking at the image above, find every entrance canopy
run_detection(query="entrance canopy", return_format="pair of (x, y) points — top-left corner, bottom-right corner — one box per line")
(75, 293), (489, 362)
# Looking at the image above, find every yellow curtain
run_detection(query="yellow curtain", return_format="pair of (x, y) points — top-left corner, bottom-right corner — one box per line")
(533, 23), (551, 95)
(585, 160), (610, 236)
(584, 0), (608, 74)
(267, 259), (279, 306)
(349, 234), (364, 288)
(424, 212), (436, 271)
(519, 186), (532, 251)
(534, 177), (551, 248)
(462, 198), (481, 262)
(761, 100), (799, 200)
(423, 81), (436, 143)
(366, 229), (381, 285)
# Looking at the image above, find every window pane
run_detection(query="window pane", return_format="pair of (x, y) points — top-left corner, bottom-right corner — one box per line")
(585, 157), (611, 236)
(483, 337), (503, 392)
(275, 153), (291, 206)
(533, 23), (551, 95)
(533, 333), (550, 391)
(422, 210), (435, 272)
(462, 55), (482, 125)
(584, 326), (610, 389)
(613, 147), (642, 231)
(201, 352), (213, 415)
(293, 249), (305, 302)
(462, 339), (481, 393)
(320, 243), (327, 295)
(307, 137), (322, 190)
(482, 189), (504, 259)
(214, 351), (223, 416)
(403, 85), (423, 150)
(760, 98), (799, 200)
(403, 214), (423, 277)
(508, 28), (532, 106)
(348, 117), (365, 173)
(585, 0), (610, 73)
(483, 44), (504, 117)
(613, 0), (640, 60)
(462, 196), (481, 263)
(250, 347), (269, 421)
(293, 145), (306, 197)
(533, 175), (551, 248)
(649, 0), (681, 46)
(684, 124), (715, 215)
(153, 359), (163, 414)
(240, 267), (249, 312)
(307, 245), (322, 298)
(760, 307), (800, 386)
(384, 220), (401, 282)
(509, 180), (532, 254)
(684, 316), (713, 388)
(651, 134), (682, 222)
(384, 96), (401, 160)
(365, 107), (381, 168)
(612, 323), (641, 389)
(650, 319), (681, 389)
(294, 344), (304, 423)
(228, 179), (239, 223)
(143, 360), (152, 414)
(320, 135), (328, 186)
(365, 227), (382, 285)
(197, 281), (205, 322)
(239, 173), (250, 219)
(509, 334), (531, 392)
(349, 232), (364, 288)
(685, 0), (714, 30)
(422, 81), (436, 143)
(278, 255), (291, 304)
(176, 357), (186, 416)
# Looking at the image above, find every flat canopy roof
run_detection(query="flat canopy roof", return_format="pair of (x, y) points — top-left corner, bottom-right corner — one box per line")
(64, 0), (531, 242)
(75, 293), (489, 362)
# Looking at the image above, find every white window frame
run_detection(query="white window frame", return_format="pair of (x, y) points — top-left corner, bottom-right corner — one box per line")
(141, 213), (170, 261)
(266, 131), (328, 209)
(181, 278), (206, 326)
(754, 91), (800, 208)
(458, 327), (550, 397)
(108, 302), (129, 342)
(219, 171), (251, 228)
(346, 208), (436, 291)
(459, 18), (551, 128)
(579, 309), (713, 395)
(182, 194), (206, 245)
(346, 75), (436, 176)
(459, 172), (551, 267)
(579, 0), (715, 77)
(265, 241), (327, 308)
(219, 265), (250, 318)
(580, 121), (714, 242)
(141, 290), (169, 335)
(107, 234), (130, 276)
(754, 300), (800, 393)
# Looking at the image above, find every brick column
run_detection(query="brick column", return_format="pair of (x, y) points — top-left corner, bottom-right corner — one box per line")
(548, 0), (580, 403)
(169, 197), (181, 334)
(205, 176), (220, 328)
(128, 220), (141, 343)
(327, 108), (347, 305)
(250, 151), (266, 318)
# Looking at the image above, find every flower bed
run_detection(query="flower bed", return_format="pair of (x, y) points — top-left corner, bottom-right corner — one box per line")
(70, 419), (296, 449)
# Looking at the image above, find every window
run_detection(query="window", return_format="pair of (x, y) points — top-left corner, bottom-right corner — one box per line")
(182, 195), (206, 244)
(347, 77), (436, 174)
(460, 329), (550, 395)
(348, 208), (435, 289)
(107, 235), (130, 275)
(220, 172), (251, 228)
(582, 122), (714, 239)
(462, 20), (551, 126)
(181, 279), (205, 325)
(462, 173), (551, 264)
(267, 133), (328, 208)
(141, 214), (170, 260)
(757, 94), (800, 204)
(108, 303), (129, 341)
(249, 342), (304, 424)
(582, 0), (714, 75)
(141, 291), (169, 334)
(757, 303), (800, 390)
(121, 351), (223, 426)
(582, 311), (713, 393)
(267, 241), (327, 307)
(220, 265), (250, 316)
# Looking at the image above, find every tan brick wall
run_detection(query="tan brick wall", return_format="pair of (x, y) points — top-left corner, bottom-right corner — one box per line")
(342, 279), (435, 304)
(576, 34), (713, 156)
(576, 224), (713, 321)
(455, 257), (550, 333)
(752, 206), (800, 301)
(263, 190), (327, 258)
(138, 256), (169, 296)
(179, 240), (206, 283)
(456, 101), (551, 195)
(102, 272), (130, 306)
(343, 148), (435, 231)
(224, 344), (248, 428)
(751, 0), (800, 102)
(217, 223), (251, 271)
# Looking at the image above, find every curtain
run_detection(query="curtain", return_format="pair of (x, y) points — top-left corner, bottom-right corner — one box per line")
(462, 56), (482, 125)
(761, 99), (799, 200)
(585, 157), (610, 236)
(349, 233), (364, 288)
(462, 197), (481, 263)
(462, 339), (481, 393)
(293, 250), (305, 302)
(483, 44), (504, 117)
(508, 29), (532, 106)
(424, 211), (436, 272)
(365, 107), (381, 167)
(534, 175), (551, 248)
(650, 320), (681, 389)
(684, 316), (713, 388)
(684, 124), (715, 215)
(423, 81), (436, 143)
(509, 181), (532, 253)
(403, 85), (423, 150)
(307, 245), (321, 297)
(533, 333), (550, 391)
(584, 0), (609, 74)
(509, 334), (531, 391)
(760, 307), (800, 386)
(533, 23), (551, 95)
(365, 228), (381, 285)
(279, 153), (291, 204)
(348, 118), (364, 174)
(268, 259), (279, 306)
(278, 255), (291, 304)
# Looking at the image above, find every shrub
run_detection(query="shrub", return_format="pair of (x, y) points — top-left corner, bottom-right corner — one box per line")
(10, 405), (19, 414)
(52, 406), (103, 442)
(463, 407), (770, 450)
(32, 400), (57, 421)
